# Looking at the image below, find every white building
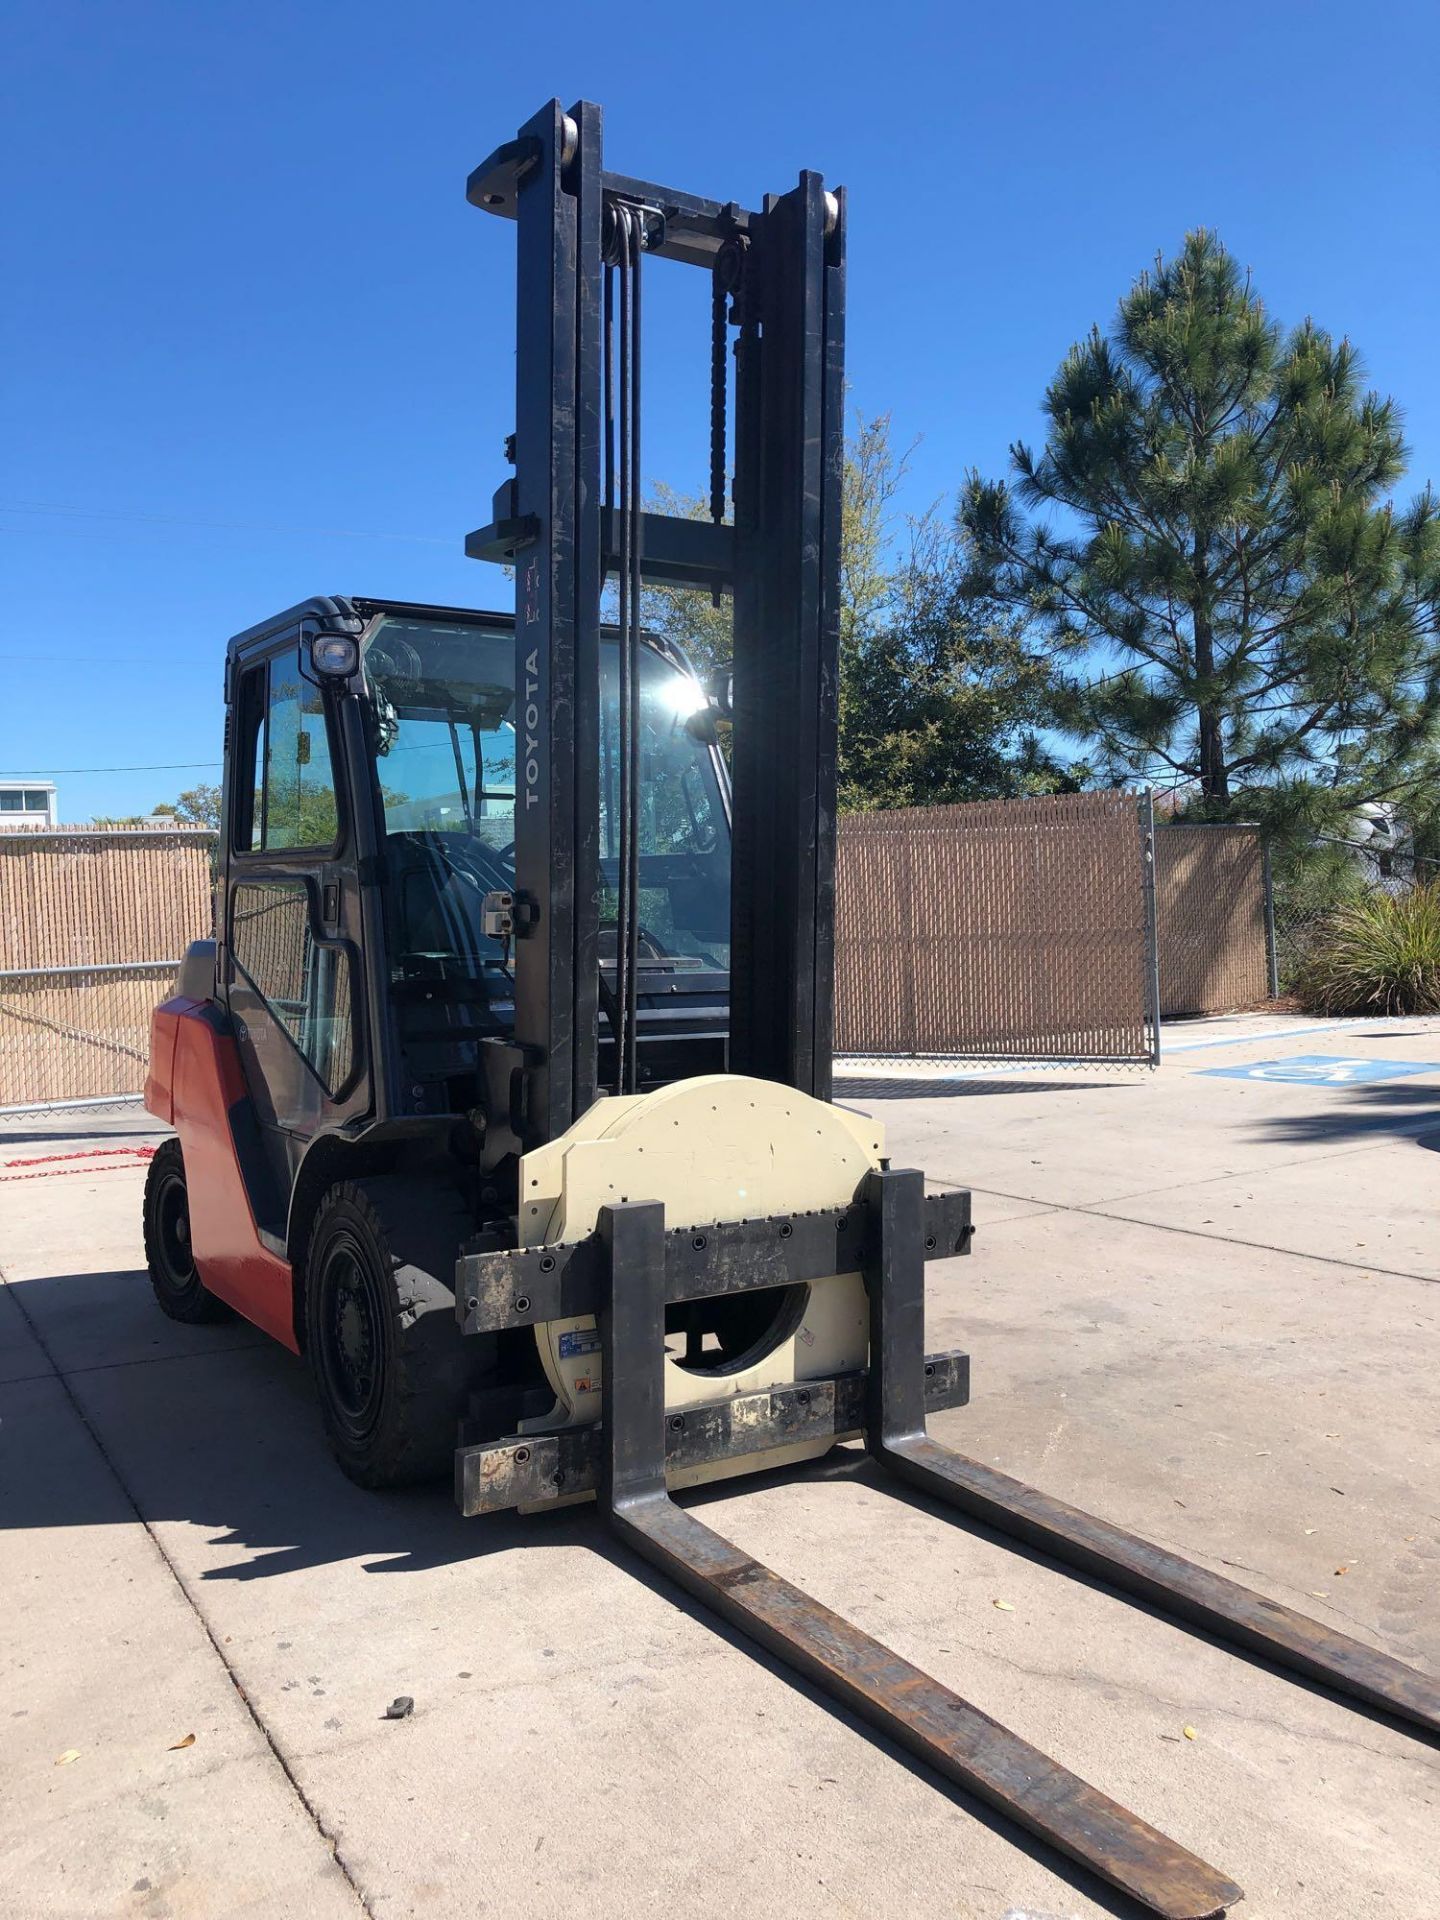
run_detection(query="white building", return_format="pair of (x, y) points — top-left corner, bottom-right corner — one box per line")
(0, 780), (58, 826)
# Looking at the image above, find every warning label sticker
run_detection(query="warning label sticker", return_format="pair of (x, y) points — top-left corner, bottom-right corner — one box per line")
(558, 1328), (602, 1359)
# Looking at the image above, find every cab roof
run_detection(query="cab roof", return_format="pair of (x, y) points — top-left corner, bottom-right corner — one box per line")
(225, 596), (517, 665)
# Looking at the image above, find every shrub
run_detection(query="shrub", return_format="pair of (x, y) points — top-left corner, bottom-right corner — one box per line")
(1294, 883), (1440, 1016)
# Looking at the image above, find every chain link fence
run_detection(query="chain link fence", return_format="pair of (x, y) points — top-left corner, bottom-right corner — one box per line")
(0, 826), (216, 1114)
(1154, 823), (1273, 1015)
(835, 792), (1159, 1063)
(1270, 838), (1440, 990)
(9, 811), (1430, 1110)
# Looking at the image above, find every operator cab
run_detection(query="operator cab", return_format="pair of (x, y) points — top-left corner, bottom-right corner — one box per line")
(219, 595), (729, 1213)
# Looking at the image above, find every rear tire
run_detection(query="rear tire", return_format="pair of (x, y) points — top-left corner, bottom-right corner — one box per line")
(303, 1176), (491, 1489)
(142, 1139), (233, 1324)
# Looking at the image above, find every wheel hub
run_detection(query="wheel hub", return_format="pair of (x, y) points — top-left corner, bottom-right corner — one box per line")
(323, 1249), (379, 1421)
(156, 1175), (195, 1286)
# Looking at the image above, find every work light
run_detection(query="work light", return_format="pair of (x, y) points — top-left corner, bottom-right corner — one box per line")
(311, 633), (359, 678)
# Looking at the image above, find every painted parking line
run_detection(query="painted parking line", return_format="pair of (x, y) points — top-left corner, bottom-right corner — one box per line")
(1197, 1054), (1440, 1086)
(1165, 1021), (1358, 1053)
(1165, 1017), (1440, 1053)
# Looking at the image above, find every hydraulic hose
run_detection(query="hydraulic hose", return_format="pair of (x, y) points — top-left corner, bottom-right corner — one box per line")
(625, 208), (643, 1097)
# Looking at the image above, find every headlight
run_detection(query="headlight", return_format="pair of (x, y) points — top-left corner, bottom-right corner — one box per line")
(312, 633), (359, 678)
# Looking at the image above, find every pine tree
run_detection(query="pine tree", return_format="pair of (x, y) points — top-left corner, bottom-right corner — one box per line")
(959, 231), (1440, 838)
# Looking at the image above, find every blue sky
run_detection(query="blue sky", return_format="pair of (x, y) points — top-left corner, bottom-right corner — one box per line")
(4, 0), (1437, 821)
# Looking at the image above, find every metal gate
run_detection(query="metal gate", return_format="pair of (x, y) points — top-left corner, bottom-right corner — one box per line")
(834, 792), (1159, 1063)
(1154, 823), (1273, 1016)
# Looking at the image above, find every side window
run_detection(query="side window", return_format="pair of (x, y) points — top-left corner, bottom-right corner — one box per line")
(234, 646), (340, 853)
(231, 879), (355, 1092)
(236, 666), (266, 851)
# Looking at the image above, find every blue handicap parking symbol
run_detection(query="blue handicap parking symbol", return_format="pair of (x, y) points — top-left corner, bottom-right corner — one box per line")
(1197, 1053), (1440, 1086)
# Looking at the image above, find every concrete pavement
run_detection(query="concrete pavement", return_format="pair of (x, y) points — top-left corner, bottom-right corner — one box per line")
(2, 1013), (1437, 1919)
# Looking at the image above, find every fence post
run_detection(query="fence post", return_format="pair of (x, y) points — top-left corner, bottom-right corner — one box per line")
(1261, 839), (1280, 1000)
(1139, 791), (1162, 1065)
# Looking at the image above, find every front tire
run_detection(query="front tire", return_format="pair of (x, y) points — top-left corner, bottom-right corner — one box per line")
(303, 1176), (489, 1489)
(142, 1139), (232, 1324)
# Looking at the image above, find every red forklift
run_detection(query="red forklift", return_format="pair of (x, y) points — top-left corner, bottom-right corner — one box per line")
(141, 99), (1438, 1920)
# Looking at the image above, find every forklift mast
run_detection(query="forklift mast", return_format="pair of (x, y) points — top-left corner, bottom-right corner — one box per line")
(465, 98), (844, 1149)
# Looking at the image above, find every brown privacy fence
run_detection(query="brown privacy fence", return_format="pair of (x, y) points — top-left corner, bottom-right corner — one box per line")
(0, 826), (215, 1110)
(1154, 824), (1273, 1016)
(0, 809), (1277, 1107)
(834, 792), (1160, 1062)
(230, 882), (311, 1005)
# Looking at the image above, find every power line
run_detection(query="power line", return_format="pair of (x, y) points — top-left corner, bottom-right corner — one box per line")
(0, 499), (453, 546)
(0, 761), (221, 775)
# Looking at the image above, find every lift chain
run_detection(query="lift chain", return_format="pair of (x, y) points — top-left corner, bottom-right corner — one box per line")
(709, 265), (728, 527)
(601, 196), (662, 1098)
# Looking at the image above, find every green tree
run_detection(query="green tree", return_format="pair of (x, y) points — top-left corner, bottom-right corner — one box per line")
(959, 230), (1440, 838)
(643, 415), (1068, 808)
(170, 783), (222, 829)
(840, 509), (1081, 811)
(636, 416), (907, 683)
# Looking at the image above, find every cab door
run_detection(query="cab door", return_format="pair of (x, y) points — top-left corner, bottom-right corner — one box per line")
(222, 632), (369, 1210)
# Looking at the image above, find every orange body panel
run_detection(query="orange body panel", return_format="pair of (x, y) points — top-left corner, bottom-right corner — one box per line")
(145, 998), (299, 1351)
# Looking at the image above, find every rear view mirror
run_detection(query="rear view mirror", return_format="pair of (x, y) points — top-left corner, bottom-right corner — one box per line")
(704, 671), (733, 721)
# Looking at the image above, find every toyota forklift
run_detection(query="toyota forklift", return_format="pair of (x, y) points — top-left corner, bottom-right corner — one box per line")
(142, 100), (1438, 1920)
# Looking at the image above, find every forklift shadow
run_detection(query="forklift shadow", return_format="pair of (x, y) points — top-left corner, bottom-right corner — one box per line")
(9, 1271), (947, 1605)
(4, 1266), (596, 1580)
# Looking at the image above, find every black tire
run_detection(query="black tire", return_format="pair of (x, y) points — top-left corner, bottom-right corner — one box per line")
(142, 1138), (233, 1324)
(302, 1176), (490, 1489)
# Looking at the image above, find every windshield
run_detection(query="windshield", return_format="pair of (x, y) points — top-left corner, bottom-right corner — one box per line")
(361, 614), (730, 982)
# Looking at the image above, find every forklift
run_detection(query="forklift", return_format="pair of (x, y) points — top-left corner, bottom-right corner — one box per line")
(142, 100), (1438, 1920)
